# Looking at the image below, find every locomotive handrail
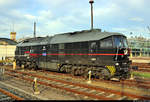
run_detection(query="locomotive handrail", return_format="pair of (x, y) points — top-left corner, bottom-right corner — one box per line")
(115, 47), (119, 61)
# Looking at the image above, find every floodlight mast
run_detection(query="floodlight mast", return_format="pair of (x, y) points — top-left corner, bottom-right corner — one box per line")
(89, 0), (94, 30)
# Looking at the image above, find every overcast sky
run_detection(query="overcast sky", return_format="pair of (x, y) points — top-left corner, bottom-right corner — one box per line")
(0, 0), (150, 39)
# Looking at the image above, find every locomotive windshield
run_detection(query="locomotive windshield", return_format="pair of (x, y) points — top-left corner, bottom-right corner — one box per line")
(122, 37), (128, 47)
(113, 36), (128, 48)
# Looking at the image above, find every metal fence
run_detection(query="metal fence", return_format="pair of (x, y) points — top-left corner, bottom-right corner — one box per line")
(130, 48), (150, 57)
(128, 39), (150, 57)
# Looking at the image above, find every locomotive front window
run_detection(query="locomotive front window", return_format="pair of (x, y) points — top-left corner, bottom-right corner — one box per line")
(114, 36), (123, 48)
(113, 36), (128, 48)
(122, 37), (128, 48)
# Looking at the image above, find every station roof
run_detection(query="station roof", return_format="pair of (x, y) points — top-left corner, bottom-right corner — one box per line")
(0, 38), (17, 45)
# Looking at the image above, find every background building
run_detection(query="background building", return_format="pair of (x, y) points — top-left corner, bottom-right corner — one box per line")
(0, 38), (17, 60)
(128, 36), (150, 57)
(10, 32), (16, 41)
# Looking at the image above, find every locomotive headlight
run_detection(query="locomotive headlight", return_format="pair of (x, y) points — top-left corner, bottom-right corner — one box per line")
(115, 63), (119, 66)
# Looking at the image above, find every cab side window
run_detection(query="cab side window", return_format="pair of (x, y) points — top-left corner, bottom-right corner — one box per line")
(89, 42), (97, 53)
(100, 37), (112, 48)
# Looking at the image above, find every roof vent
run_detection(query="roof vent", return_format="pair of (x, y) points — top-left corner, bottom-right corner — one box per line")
(69, 29), (101, 35)
(91, 29), (101, 32)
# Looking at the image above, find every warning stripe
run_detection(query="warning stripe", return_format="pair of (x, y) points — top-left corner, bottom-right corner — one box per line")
(106, 66), (116, 76)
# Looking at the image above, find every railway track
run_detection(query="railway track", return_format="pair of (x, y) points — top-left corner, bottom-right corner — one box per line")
(0, 82), (42, 100)
(131, 62), (150, 73)
(5, 69), (150, 100)
(3, 65), (150, 90)
(132, 63), (150, 69)
(0, 85), (24, 101)
(36, 69), (150, 90)
(0, 72), (44, 100)
(5, 70), (114, 100)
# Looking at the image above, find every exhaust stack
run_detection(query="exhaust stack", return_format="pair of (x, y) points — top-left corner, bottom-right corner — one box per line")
(34, 22), (36, 39)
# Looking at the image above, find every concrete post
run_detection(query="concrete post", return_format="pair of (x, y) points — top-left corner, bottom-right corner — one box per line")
(87, 70), (92, 84)
(130, 49), (132, 58)
(140, 48), (142, 57)
(33, 77), (40, 94)
(129, 69), (134, 80)
(13, 61), (16, 70)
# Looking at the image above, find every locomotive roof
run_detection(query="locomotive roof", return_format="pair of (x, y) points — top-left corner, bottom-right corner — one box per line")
(17, 29), (125, 47)
(50, 29), (125, 44)
(17, 37), (47, 46)
(17, 36), (54, 47)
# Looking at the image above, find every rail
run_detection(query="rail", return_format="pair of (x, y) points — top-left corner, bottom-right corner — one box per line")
(0, 88), (24, 100)
(5, 69), (150, 100)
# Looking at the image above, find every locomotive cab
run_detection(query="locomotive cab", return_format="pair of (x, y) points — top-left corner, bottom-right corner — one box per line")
(113, 35), (130, 59)
(113, 35), (131, 78)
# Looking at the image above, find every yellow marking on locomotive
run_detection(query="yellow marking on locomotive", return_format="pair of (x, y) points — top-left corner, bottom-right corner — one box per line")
(106, 66), (116, 76)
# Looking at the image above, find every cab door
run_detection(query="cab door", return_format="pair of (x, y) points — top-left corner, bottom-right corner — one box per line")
(42, 45), (47, 68)
(89, 41), (98, 64)
(99, 37), (114, 65)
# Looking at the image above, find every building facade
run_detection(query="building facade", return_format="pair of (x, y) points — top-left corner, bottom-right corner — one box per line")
(0, 38), (17, 60)
(128, 37), (150, 57)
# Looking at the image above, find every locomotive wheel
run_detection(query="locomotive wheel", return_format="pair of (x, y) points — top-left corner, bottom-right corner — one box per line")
(17, 61), (21, 67)
(83, 72), (88, 79)
(65, 65), (72, 73)
(83, 69), (90, 79)
(60, 65), (66, 73)
(98, 69), (111, 80)
(74, 69), (80, 76)
(65, 68), (70, 73)
(122, 72), (130, 79)
(76, 69), (81, 76)
(34, 65), (38, 70)
(71, 67), (76, 76)
(97, 73), (105, 79)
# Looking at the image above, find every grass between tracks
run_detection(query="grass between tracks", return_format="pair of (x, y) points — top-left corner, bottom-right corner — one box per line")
(132, 71), (150, 78)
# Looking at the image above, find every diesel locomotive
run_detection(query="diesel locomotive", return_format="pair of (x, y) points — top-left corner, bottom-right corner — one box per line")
(15, 29), (131, 80)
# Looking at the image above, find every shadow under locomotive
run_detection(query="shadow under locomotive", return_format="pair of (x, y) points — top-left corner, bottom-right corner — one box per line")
(15, 29), (132, 80)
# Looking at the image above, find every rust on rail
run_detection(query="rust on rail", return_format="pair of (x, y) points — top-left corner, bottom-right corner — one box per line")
(6, 72), (113, 100)
(6, 69), (150, 100)
(0, 88), (24, 100)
